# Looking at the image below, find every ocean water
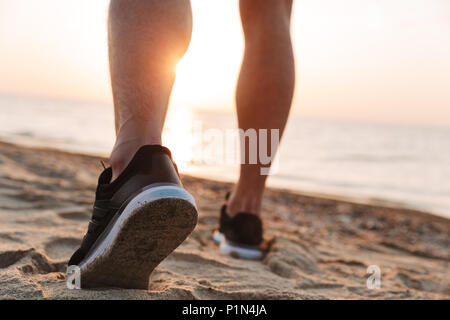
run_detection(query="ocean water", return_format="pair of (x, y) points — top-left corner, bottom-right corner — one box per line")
(1, 95), (449, 218)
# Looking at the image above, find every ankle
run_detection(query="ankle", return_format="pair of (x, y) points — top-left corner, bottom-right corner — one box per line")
(110, 131), (162, 181)
(226, 188), (263, 217)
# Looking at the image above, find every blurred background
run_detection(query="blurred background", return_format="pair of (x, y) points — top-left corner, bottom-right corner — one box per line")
(0, 0), (449, 217)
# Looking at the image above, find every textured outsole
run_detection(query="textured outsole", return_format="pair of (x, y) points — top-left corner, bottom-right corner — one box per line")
(80, 198), (197, 289)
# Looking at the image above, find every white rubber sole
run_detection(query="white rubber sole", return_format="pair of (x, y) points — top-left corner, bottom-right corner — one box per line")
(213, 230), (263, 260)
(79, 185), (197, 272)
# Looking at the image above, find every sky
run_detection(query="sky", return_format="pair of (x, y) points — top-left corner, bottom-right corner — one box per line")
(0, 0), (449, 127)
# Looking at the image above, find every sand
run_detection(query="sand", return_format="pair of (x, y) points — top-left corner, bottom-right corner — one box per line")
(0, 141), (448, 299)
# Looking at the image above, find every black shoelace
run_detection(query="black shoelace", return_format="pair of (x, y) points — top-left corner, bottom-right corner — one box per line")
(82, 199), (118, 246)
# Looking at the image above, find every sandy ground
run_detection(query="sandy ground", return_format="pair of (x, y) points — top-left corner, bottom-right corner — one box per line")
(0, 141), (448, 300)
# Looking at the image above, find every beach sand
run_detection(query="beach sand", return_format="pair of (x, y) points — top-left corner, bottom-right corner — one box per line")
(0, 141), (448, 299)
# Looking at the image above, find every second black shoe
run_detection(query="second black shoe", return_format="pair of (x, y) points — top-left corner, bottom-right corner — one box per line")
(68, 145), (197, 289)
(213, 193), (265, 260)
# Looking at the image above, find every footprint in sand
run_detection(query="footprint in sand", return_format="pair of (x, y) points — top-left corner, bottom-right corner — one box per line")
(18, 249), (67, 275)
(266, 259), (299, 279)
(264, 239), (319, 278)
(44, 237), (81, 260)
(0, 232), (24, 243)
(395, 272), (450, 295)
(57, 209), (90, 221)
(0, 248), (65, 275)
(0, 249), (32, 268)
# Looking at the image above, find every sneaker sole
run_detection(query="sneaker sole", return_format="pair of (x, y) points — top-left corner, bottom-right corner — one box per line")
(78, 185), (197, 289)
(212, 230), (263, 260)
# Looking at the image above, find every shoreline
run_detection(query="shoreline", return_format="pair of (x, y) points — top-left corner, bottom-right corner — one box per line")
(0, 138), (447, 221)
(0, 140), (448, 299)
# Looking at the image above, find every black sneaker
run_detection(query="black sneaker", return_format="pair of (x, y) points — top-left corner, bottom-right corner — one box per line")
(213, 193), (265, 260)
(68, 145), (197, 289)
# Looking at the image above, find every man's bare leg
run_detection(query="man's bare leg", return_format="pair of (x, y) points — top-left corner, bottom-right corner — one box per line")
(68, 1), (196, 287)
(108, 0), (192, 181)
(227, 0), (295, 216)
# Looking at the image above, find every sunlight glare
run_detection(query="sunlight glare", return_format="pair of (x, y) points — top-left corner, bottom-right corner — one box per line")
(170, 0), (243, 111)
(163, 105), (195, 172)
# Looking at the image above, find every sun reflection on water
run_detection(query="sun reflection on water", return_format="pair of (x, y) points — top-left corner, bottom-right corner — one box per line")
(163, 105), (196, 172)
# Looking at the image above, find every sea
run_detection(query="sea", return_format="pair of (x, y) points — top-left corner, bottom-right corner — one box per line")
(1, 95), (449, 218)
